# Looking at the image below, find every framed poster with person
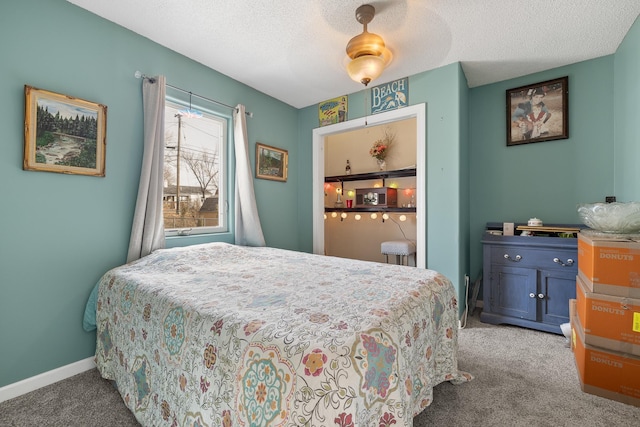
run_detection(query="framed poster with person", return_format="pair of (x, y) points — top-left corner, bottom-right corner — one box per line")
(507, 76), (568, 146)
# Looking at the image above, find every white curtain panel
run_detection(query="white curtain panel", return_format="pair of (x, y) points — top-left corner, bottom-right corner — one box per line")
(127, 75), (167, 262)
(233, 104), (266, 246)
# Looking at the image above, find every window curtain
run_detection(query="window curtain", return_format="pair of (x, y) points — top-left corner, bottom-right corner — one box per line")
(233, 104), (266, 246)
(127, 75), (166, 262)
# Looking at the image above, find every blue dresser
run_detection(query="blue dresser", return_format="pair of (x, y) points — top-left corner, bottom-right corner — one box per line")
(480, 223), (582, 334)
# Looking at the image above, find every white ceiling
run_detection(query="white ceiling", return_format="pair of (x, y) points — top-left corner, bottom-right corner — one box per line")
(67, 0), (640, 109)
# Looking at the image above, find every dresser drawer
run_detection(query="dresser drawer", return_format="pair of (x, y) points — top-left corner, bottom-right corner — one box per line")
(490, 245), (578, 272)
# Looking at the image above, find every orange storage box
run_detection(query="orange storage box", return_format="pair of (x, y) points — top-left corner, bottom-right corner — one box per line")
(577, 231), (640, 298)
(576, 275), (640, 356)
(572, 315), (640, 407)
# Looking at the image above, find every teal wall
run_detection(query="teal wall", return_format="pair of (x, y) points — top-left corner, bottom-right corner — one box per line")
(468, 57), (616, 280)
(298, 63), (469, 315)
(0, 0), (298, 387)
(614, 16), (640, 201)
(458, 65), (471, 302)
(413, 64), (468, 311)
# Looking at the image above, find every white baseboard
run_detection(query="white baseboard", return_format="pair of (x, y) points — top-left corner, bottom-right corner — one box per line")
(0, 357), (96, 403)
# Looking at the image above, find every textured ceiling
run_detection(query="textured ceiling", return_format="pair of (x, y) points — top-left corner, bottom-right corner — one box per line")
(67, 0), (640, 109)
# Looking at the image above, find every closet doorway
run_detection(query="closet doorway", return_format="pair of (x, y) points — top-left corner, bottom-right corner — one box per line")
(312, 104), (426, 268)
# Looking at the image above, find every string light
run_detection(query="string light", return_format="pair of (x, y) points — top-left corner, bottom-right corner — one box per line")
(327, 211), (415, 222)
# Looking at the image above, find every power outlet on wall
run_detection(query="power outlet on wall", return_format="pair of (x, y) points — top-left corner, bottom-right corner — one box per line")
(605, 196), (616, 203)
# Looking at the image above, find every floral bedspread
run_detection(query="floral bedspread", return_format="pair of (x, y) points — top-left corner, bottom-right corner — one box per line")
(94, 243), (470, 426)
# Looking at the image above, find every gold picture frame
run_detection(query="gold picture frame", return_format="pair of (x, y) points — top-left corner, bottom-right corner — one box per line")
(24, 85), (107, 176)
(255, 142), (288, 182)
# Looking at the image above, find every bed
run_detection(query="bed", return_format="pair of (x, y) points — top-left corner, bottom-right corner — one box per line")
(88, 242), (470, 426)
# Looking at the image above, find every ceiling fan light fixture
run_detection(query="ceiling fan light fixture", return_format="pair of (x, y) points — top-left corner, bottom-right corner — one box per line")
(346, 31), (385, 59)
(345, 4), (392, 87)
(347, 55), (385, 86)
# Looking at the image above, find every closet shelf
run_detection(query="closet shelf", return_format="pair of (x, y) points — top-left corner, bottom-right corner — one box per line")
(325, 168), (416, 183)
(324, 207), (416, 213)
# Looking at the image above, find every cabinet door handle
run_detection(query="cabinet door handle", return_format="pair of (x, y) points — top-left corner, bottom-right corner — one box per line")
(553, 257), (574, 267)
(538, 293), (545, 299)
(504, 254), (522, 262)
(529, 293), (536, 298)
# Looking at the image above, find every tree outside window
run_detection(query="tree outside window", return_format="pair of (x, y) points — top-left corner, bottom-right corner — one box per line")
(163, 101), (227, 235)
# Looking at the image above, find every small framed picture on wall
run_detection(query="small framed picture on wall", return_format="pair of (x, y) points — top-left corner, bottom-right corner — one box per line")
(255, 142), (288, 182)
(506, 76), (568, 146)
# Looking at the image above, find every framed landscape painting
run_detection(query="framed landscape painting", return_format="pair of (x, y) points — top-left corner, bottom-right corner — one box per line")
(24, 85), (107, 176)
(506, 76), (568, 146)
(255, 142), (288, 182)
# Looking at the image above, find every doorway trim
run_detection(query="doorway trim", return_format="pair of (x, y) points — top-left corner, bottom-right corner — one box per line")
(312, 103), (426, 268)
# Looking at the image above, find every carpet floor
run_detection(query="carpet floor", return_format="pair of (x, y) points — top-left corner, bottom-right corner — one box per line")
(2, 312), (639, 426)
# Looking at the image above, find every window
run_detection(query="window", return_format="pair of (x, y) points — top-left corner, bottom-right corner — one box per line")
(163, 100), (228, 236)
